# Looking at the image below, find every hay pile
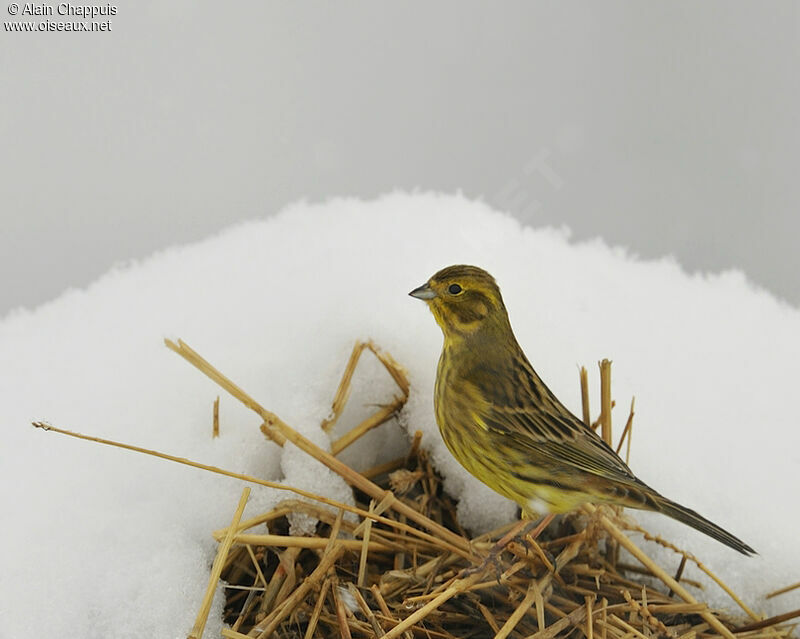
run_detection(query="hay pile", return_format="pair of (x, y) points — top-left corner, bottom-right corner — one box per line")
(34, 339), (800, 638)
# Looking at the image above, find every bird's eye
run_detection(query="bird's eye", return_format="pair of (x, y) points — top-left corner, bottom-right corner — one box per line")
(448, 283), (463, 295)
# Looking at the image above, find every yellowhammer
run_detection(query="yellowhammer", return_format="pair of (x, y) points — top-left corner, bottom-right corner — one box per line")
(410, 264), (753, 555)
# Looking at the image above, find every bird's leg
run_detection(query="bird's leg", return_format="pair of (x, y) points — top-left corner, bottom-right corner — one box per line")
(463, 513), (555, 578)
(511, 515), (558, 572)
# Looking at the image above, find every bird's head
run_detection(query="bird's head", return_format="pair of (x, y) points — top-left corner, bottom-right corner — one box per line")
(409, 265), (511, 340)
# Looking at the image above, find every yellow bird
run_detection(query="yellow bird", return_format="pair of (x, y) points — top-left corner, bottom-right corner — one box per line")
(410, 264), (753, 555)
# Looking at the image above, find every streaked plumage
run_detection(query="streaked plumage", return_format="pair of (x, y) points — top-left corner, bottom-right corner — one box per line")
(410, 264), (754, 555)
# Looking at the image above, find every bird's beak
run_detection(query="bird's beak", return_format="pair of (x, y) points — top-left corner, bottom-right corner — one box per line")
(409, 283), (437, 300)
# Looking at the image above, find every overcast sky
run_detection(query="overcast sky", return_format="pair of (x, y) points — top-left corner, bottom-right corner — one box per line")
(1, 1), (798, 315)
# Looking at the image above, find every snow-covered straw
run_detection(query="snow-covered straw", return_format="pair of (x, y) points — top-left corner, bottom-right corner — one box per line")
(0, 193), (798, 638)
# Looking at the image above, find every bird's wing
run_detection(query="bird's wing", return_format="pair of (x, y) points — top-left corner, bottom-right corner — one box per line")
(470, 352), (640, 483)
(483, 401), (638, 481)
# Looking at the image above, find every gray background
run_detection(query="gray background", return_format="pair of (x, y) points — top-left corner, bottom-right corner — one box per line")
(1, 2), (798, 316)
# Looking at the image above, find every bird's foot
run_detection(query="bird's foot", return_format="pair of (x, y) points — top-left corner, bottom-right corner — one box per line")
(460, 549), (506, 583)
(510, 532), (558, 572)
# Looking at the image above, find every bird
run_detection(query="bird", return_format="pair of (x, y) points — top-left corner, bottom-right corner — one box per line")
(409, 264), (754, 555)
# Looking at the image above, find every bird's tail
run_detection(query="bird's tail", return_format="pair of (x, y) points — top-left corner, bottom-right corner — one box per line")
(652, 495), (755, 556)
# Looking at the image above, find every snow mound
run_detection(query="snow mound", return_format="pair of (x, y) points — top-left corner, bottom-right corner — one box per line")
(1, 193), (797, 637)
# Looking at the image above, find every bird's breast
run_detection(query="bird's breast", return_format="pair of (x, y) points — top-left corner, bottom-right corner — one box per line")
(434, 350), (499, 479)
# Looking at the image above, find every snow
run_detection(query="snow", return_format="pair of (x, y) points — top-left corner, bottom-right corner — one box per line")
(1, 193), (798, 638)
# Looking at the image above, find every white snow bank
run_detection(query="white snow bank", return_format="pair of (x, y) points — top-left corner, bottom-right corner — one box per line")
(1, 193), (798, 637)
